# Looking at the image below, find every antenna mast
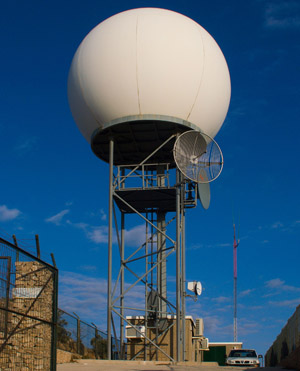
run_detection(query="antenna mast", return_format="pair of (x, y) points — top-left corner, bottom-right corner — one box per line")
(233, 222), (239, 342)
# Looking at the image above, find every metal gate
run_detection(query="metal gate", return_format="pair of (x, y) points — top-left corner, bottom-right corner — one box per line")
(0, 237), (58, 370)
(203, 345), (227, 366)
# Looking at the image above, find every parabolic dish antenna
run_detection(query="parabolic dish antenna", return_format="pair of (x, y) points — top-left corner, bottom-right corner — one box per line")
(195, 281), (202, 296)
(197, 170), (211, 210)
(187, 281), (202, 296)
(173, 130), (223, 183)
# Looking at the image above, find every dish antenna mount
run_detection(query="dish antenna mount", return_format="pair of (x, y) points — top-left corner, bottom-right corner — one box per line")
(173, 130), (223, 183)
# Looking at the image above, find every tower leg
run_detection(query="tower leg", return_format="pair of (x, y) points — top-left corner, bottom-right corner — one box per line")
(120, 212), (125, 358)
(181, 208), (186, 360)
(176, 169), (181, 361)
(107, 139), (114, 360)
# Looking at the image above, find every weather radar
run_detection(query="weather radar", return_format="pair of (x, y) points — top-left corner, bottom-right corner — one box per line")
(68, 8), (230, 361)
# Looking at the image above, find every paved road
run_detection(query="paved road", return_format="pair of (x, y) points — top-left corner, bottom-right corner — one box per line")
(57, 361), (290, 371)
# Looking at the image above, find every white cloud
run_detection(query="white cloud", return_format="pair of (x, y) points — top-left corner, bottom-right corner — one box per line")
(203, 316), (222, 333)
(212, 296), (231, 304)
(267, 220), (300, 233)
(187, 242), (231, 250)
(215, 305), (232, 313)
(238, 318), (261, 335)
(125, 224), (145, 247)
(167, 275), (177, 284)
(66, 220), (113, 245)
(271, 221), (284, 229)
(187, 243), (205, 250)
(66, 220), (88, 230)
(203, 316), (233, 337)
(80, 265), (98, 272)
(66, 218), (145, 247)
(45, 209), (70, 225)
(247, 305), (264, 311)
(265, 278), (300, 292)
(99, 209), (107, 221)
(87, 226), (109, 244)
(69, 220), (108, 244)
(265, 278), (284, 289)
(14, 136), (38, 155)
(265, 1), (300, 29)
(89, 223), (146, 247)
(0, 205), (21, 222)
(239, 289), (255, 298)
(58, 271), (146, 327)
(269, 298), (300, 308)
(58, 271), (107, 324)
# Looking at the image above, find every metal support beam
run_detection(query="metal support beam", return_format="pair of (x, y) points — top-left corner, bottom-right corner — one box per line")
(176, 169), (181, 361)
(35, 234), (40, 259)
(120, 212), (125, 358)
(234, 276), (237, 342)
(181, 208), (186, 360)
(112, 246), (175, 306)
(113, 193), (175, 244)
(112, 308), (175, 362)
(102, 136), (195, 362)
(107, 138), (114, 360)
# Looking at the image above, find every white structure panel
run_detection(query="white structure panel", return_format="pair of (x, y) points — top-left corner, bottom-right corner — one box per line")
(68, 8), (231, 143)
(187, 29), (231, 139)
(68, 11), (139, 141)
(137, 9), (205, 119)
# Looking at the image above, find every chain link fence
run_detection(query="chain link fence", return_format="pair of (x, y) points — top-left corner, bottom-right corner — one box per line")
(0, 235), (122, 367)
(0, 237), (58, 371)
(57, 309), (121, 360)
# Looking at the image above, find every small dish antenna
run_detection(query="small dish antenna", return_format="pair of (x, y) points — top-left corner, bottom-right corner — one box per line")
(173, 130), (223, 183)
(197, 169), (211, 210)
(187, 281), (202, 301)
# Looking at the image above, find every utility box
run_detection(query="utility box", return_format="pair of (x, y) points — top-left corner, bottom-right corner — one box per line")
(199, 337), (209, 350)
(195, 318), (204, 336)
(125, 325), (145, 339)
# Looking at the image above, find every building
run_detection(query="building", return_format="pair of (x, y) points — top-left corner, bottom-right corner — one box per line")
(126, 316), (208, 362)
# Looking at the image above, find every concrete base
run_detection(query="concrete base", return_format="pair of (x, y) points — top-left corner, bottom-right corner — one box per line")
(57, 359), (256, 371)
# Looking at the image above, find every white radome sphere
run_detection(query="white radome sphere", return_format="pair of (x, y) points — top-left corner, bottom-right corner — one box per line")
(68, 8), (231, 144)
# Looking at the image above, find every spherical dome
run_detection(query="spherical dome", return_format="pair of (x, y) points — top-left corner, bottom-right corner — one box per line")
(68, 8), (231, 163)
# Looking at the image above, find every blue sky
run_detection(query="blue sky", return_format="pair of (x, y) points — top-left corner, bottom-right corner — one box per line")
(1, 0), (300, 357)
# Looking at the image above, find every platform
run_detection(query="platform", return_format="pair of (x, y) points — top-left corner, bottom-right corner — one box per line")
(114, 188), (177, 213)
(91, 116), (198, 166)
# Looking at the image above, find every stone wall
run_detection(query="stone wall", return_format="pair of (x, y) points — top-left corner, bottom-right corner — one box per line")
(57, 349), (82, 363)
(0, 261), (55, 370)
(265, 304), (300, 368)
